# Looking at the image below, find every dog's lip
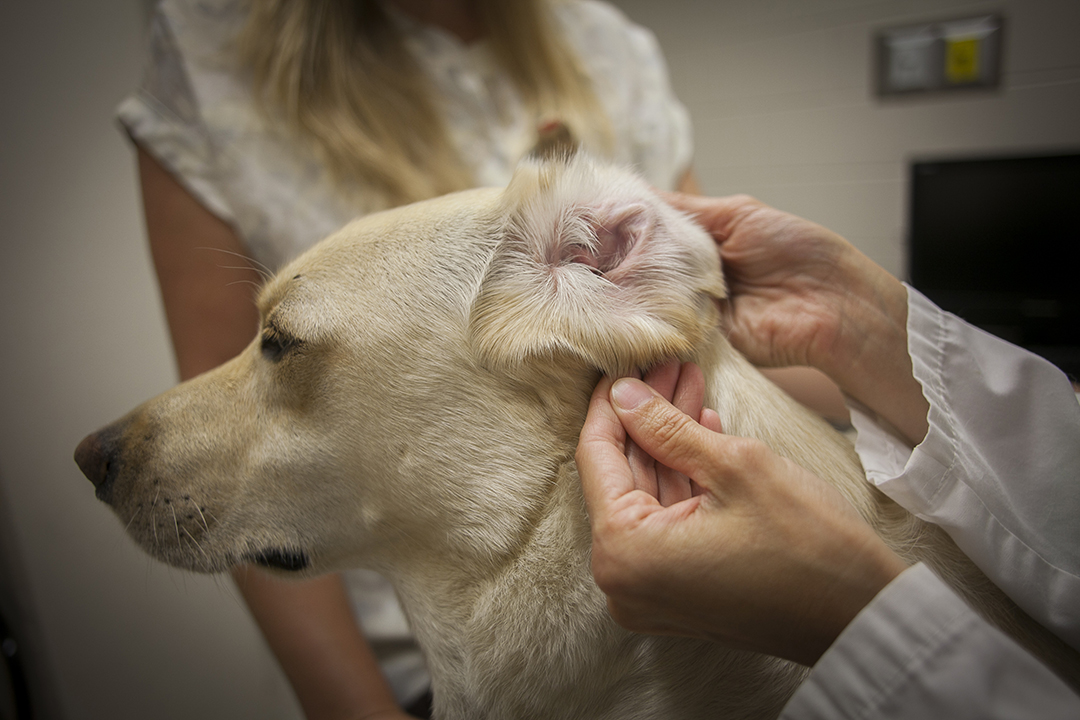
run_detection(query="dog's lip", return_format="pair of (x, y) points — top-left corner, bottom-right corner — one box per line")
(246, 547), (311, 572)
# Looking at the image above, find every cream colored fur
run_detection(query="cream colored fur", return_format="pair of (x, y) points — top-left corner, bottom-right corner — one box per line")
(82, 156), (1078, 718)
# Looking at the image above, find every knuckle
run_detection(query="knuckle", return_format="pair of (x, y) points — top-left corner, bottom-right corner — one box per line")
(644, 405), (696, 455)
(573, 442), (589, 467)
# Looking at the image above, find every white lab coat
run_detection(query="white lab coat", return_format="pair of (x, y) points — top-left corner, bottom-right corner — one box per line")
(782, 286), (1080, 718)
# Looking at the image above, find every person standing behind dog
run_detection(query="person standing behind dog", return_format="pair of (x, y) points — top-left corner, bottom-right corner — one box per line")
(576, 194), (1080, 717)
(121, 0), (696, 717)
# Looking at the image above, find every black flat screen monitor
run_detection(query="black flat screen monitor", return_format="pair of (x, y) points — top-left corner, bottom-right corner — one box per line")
(909, 152), (1080, 378)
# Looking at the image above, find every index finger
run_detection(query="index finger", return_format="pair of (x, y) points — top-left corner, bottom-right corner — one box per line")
(576, 376), (639, 521)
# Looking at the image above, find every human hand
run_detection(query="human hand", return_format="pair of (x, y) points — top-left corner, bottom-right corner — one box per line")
(664, 193), (928, 444)
(661, 193), (899, 372)
(576, 361), (908, 665)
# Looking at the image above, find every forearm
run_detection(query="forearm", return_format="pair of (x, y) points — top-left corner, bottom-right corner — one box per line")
(759, 367), (850, 427)
(232, 568), (402, 720)
(814, 253), (929, 446)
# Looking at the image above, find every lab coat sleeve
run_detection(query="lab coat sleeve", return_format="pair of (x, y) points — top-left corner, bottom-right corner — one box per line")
(848, 285), (1080, 650)
(780, 564), (1080, 719)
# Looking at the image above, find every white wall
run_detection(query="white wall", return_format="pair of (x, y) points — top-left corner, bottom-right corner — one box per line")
(0, 0), (1077, 718)
(0, 1), (301, 718)
(611, 0), (1080, 275)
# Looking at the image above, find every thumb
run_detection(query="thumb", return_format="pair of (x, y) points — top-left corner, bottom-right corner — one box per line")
(609, 377), (716, 480)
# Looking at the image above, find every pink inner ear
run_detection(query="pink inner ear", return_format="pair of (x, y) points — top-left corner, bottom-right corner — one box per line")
(566, 203), (651, 273)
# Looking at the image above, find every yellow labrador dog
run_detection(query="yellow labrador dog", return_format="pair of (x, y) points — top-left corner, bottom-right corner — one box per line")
(76, 156), (1076, 718)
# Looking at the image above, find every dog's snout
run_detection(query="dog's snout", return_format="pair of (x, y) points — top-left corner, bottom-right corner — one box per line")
(74, 431), (119, 503)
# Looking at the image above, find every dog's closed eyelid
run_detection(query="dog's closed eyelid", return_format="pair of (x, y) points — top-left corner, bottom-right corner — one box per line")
(260, 326), (300, 362)
(260, 333), (286, 362)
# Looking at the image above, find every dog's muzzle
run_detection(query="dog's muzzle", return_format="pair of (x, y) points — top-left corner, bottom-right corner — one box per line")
(75, 423), (313, 574)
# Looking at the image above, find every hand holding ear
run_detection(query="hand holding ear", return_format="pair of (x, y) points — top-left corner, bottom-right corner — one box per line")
(663, 192), (930, 445)
(576, 362), (908, 666)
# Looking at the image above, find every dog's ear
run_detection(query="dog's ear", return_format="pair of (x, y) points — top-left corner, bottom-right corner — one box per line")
(470, 156), (726, 375)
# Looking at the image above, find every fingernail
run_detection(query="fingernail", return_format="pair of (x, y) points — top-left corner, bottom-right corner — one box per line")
(611, 378), (654, 411)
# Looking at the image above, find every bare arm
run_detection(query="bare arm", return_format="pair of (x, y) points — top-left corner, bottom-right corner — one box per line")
(232, 569), (403, 720)
(137, 146), (409, 719)
(138, 146), (260, 377)
(759, 367), (850, 428)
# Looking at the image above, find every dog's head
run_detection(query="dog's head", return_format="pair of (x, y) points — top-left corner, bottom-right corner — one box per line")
(74, 156), (725, 578)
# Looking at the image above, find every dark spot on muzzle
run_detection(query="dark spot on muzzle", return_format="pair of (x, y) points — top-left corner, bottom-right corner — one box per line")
(248, 548), (310, 572)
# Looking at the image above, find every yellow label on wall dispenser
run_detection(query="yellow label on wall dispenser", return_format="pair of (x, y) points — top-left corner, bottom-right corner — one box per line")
(946, 37), (980, 83)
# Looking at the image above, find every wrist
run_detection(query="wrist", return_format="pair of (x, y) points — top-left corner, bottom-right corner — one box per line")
(797, 533), (909, 666)
(814, 262), (929, 445)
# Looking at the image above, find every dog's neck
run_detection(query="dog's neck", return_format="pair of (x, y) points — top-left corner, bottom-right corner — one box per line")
(373, 356), (599, 621)
(389, 457), (804, 719)
(375, 336), (825, 718)
(388, 454), (609, 712)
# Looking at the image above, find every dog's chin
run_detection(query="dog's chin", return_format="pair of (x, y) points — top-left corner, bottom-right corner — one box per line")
(138, 542), (234, 574)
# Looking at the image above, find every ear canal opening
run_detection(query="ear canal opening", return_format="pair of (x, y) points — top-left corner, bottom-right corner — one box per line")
(564, 202), (652, 274)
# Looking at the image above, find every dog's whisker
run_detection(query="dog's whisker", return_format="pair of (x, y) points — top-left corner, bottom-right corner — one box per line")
(191, 500), (211, 533)
(123, 505), (142, 532)
(182, 526), (212, 564)
(196, 247), (274, 282)
(225, 279), (263, 290)
(169, 504), (181, 546)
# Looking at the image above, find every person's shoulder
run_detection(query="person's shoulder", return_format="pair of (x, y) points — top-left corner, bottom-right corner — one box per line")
(553, 0), (646, 38)
(553, 0), (658, 57)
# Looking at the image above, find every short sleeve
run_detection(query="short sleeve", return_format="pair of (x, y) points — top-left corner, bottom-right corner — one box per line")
(116, 0), (366, 271)
(117, 5), (236, 225)
(618, 16), (693, 189)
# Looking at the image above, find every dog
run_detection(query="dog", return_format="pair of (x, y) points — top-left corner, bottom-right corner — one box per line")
(76, 156), (1078, 718)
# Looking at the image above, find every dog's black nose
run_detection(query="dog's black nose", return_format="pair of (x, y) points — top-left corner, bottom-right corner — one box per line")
(74, 431), (117, 503)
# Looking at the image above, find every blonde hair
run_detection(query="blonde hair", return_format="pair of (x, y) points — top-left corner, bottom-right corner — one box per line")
(239, 0), (613, 208)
